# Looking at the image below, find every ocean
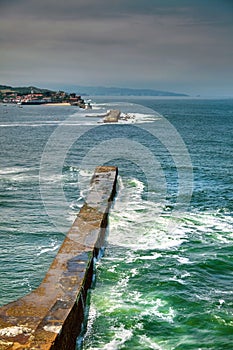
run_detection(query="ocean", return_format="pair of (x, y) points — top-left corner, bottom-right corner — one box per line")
(0, 98), (232, 349)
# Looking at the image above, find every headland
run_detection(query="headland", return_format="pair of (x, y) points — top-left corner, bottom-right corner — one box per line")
(0, 85), (91, 109)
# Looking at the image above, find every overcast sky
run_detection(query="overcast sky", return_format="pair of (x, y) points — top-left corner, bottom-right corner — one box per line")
(1, 0), (233, 96)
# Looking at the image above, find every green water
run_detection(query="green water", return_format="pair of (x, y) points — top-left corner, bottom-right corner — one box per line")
(0, 99), (232, 349)
(78, 99), (233, 349)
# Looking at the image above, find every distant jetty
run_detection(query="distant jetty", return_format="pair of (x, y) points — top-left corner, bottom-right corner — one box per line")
(103, 110), (121, 122)
(86, 109), (137, 123)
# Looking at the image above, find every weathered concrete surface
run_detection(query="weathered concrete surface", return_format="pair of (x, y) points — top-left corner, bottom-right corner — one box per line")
(103, 110), (121, 123)
(0, 166), (118, 350)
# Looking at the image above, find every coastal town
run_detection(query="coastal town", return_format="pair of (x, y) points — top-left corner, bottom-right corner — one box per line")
(0, 84), (142, 123)
(0, 85), (91, 109)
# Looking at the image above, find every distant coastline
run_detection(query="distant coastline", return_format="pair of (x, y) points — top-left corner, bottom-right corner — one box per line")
(1, 84), (188, 98)
(0, 83), (189, 109)
(67, 85), (189, 97)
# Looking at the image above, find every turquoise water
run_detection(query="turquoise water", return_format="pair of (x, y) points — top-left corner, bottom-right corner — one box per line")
(0, 99), (233, 349)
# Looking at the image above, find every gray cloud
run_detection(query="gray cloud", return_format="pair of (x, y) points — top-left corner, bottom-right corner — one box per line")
(1, 0), (232, 21)
(0, 0), (233, 96)
(0, 0), (186, 20)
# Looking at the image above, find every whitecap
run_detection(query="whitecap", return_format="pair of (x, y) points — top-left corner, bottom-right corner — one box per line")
(0, 167), (32, 175)
(139, 335), (164, 350)
(108, 201), (187, 251)
(101, 325), (133, 350)
(36, 244), (60, 256)
(176, 257), (191, 264)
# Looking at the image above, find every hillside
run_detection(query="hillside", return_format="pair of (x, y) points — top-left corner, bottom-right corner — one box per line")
(0, 84), (188, 97)
(73, 85), (188, 97)
(0, 85), (55, 95)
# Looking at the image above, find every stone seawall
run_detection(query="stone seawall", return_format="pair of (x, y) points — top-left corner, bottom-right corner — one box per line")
(0, 166), (118, 350)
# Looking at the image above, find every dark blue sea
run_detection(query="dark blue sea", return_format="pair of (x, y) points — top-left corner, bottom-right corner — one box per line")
(0, 98), (232, 349)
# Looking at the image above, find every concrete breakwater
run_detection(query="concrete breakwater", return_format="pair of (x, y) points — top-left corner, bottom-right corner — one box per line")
(103, 110), (121, 123)
(86, 109), (137, 123)
(0, 166), (118, 350)
(85, 109), (121, 122)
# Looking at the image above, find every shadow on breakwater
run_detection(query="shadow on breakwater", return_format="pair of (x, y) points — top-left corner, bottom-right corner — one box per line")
(0, 166), (118, 350)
